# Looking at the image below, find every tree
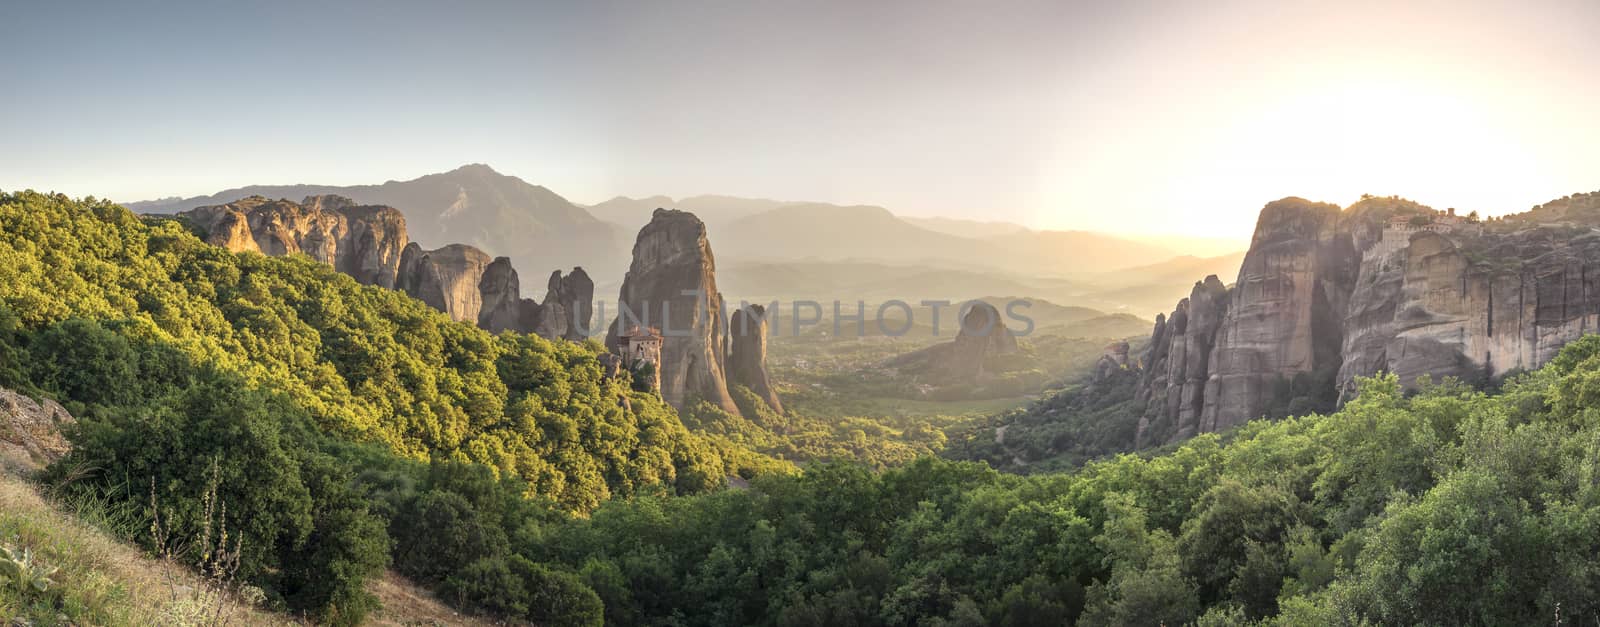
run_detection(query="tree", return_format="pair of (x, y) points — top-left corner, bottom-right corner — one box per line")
(391, 491), (510, 582)
(27, 318), (138, 407)
(1079, 493), (1200, 626)
(510, 557), (604, 627)
(631, 361), (657, 393)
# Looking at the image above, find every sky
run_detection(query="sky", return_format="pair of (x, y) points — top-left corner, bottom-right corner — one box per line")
(2, 0), (1598, 238)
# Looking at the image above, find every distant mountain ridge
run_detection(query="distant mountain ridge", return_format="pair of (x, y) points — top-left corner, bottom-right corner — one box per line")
(902, 216), (1030, 238)
(133, 166), (1245, 304)
(590, 193), (1243, 276)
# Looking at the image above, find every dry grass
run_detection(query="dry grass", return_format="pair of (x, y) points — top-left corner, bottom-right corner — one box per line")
(365, 573), (500, 627)
(0, 471), (288, 625)
(0, 469), (501, 626)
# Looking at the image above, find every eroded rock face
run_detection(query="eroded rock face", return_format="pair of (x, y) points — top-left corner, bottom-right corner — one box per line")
(473, 261), (597, 339)
(1132, 191), (1600, 447)
(181, 195), (410, 288)
(478, 257), (526, 333)
(1196, 198), (1357, 433)
(1094, 340), (1131, 382)
(944, 302), (1020, 379)
(882, 301), (1021, 384)
(1135, 275), (1231, 447)
(0, 387), (75, 472)
(398, 243), (494, 323)
(1337, 228), (1600, 397)
(181, 195), (597, 343)
(545, 268), (595, 342)
(728, 304), (782, 414)
(607, 208), (740, 414)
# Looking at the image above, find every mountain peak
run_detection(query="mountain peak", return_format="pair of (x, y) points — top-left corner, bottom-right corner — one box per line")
(448, 163), (500, 176)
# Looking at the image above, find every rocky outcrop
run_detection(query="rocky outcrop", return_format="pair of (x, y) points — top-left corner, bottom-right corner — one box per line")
(181, 195), (410, 288)
(398, 243), (494, 324)
(1132, 191), (1600, 447)
(138, 164), (630, 280)
(545, 269), (595, 342)
(728, 304), (782, 414)
(944, 302), (1020, 379)
(478, 262), (597, 338)
(477, 257), (526, 333)
(182, 195), (597, 342)
(1336, 226), (1600, 398)
(1134, 275), (1231, 446)
(1197, 198), (1357, 434)
(1093, 340), (1131, 382)
(0, 387), (75, 473)
(884, 301), (1021, 383)
(607, 209), (741, 414)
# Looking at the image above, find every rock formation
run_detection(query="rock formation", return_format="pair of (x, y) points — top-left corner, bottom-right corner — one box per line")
(1132, 191), (1600, 447)
(137, 164), (630, 280)
(0, 386), (75, 472)
(477, 257), (527, 333)
(728, 304), (783, 414)
(1199, 198), (1356, 434)
(477, 263), (596, 338)
(1135, 275), (1230, 447)
(943, 302), (1021, 379)
(1093, 340), (1131, 382)
(607, 209), (741, 414)
(884, 301), (1021, 383)
(181, 195), (410, 288)
(545, 269), (595, 342)
(398, 243), (494, 323)
(182, 195), (595, 342)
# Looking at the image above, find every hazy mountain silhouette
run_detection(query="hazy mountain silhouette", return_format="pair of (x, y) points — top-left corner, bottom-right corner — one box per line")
(714, 202), (1185, 276)
(588, 194), (790, 235)
(902, 216), (1030, 238)
(133, 170), (1241, 299)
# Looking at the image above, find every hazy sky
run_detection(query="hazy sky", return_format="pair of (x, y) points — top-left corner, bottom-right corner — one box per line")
(3, 0), (1598, 238)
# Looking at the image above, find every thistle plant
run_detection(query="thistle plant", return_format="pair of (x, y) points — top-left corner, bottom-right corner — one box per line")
(0, 543), (58, 595)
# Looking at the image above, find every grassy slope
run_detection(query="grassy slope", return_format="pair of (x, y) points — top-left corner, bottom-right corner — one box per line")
(0, 467), (490, 626)
(0, 469), (286, 625)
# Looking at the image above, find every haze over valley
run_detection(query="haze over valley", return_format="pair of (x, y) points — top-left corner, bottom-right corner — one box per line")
(5, 1), (1600, 625)
(131, 163), (1249, 318)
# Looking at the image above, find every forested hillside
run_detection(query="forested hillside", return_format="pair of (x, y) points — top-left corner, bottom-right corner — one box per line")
(0, 191), (779, 623)
(8, 190), (1600, 625)
(512, 345), (1600, 626)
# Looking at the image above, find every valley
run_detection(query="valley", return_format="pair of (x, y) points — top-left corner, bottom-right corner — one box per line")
(12, 174), (1600, 626)
(5, 2), (1599, 623)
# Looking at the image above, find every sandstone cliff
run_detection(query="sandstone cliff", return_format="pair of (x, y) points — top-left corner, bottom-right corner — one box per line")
(182, 195), (410, 288)
(728, 304), (783, 414)
(1132, 191), (1600, 447)
(607, 209), (740, 414)
(139, 164), (629, 280)
(1196, 198), (1356, 435)
(398, 243), (493, 324)
(477, 257), (526, 333)
(1134, 274), (1230, 447)
(183, 195), (595, 342)
(545, 268), (595, 342)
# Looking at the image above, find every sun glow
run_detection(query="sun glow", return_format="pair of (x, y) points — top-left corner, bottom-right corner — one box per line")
(1027, 1), (1599, 240)
(1033, 73), (1576, 240)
